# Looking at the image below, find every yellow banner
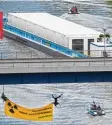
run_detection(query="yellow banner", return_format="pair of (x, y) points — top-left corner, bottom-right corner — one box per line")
(5, 100), (53, 121)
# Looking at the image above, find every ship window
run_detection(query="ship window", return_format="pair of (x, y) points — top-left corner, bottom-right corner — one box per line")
(72, 39), (84, 53)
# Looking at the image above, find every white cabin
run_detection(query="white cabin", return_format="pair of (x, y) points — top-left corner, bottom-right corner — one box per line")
(8, 12), (102, 55)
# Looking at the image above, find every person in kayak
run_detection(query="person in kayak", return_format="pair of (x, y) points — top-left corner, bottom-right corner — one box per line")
(52, 94), (63, 106)
(70, 6), (78, 14)
(91, 101), (97, 110)
(91, 101), (103, 111)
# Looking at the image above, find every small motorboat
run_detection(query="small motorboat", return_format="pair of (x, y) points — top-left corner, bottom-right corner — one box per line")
(87, 108), (105, 116)
(68, 11), (80, 14)
(87, 101), (105, 116)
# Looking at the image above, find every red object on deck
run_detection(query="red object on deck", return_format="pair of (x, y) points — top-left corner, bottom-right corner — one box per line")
(0, 12), (3, 39)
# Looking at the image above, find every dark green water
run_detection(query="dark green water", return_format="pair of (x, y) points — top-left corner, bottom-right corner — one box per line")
(106, 0), (112, 5)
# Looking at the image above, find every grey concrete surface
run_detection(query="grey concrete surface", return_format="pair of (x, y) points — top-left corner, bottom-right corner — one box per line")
(0, 58), (112, 73)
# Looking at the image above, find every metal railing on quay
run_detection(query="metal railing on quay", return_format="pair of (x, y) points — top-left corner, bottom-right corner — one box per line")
(0, 52), (54, 59)
(0, 57), (112, 68)
(74, 50), (112, 58)
(0, 50), (112, 59)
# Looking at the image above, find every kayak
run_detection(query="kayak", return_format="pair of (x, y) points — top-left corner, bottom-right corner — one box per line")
(87, 109), (105, 116)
